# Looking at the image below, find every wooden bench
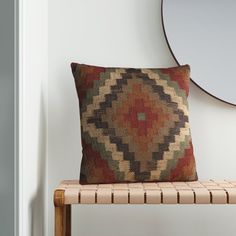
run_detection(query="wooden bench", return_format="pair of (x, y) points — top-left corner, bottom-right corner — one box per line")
(54, 180), (236, 236)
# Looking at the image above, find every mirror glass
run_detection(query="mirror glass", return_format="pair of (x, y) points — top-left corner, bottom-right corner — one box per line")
(162, 0), (236, 105)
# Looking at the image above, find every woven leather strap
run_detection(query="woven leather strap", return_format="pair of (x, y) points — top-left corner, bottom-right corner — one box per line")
(54, 180), (236, 205)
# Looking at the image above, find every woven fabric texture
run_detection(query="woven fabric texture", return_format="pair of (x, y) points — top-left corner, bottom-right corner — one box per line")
(71, 63), (197, 184)
(56, 180), (236, 204)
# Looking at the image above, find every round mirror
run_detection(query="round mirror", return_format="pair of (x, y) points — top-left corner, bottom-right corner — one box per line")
(162, 0), (236, 106)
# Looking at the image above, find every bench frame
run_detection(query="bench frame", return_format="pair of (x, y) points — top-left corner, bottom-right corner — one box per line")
(54, 190), (71, 236)
(54, 180), (236, 236)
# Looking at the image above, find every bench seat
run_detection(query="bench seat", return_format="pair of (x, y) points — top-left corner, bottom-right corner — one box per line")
(54, 180), (236, 205)
(54, 180), (236, 236)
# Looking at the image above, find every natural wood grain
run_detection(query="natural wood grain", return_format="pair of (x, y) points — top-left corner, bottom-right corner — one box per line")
(65, 205), (71, 236)
(55, 206), (65, 236)
(54, 190), (71, 236)
(54, 189), (65, 207)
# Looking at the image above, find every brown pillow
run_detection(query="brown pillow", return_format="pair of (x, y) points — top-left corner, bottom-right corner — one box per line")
(71, 63), (197, 184)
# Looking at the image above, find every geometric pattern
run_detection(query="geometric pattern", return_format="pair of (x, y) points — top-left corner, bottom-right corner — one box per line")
(71, 63), (197, 184)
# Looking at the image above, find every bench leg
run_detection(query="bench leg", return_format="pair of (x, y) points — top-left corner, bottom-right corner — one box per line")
(65, 205), (71, 236)
(55, 205), (71, 236)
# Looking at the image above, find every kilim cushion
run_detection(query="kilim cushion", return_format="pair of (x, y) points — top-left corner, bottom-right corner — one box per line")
(71, 63), (198, 184)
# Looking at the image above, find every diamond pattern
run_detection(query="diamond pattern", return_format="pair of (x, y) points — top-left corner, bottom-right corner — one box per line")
(71, 63), (197, 184)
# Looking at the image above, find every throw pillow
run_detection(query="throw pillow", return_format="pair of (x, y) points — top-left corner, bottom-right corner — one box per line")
(71, 63), (197, 184)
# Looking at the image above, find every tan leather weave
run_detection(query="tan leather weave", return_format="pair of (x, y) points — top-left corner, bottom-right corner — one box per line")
(55, 180), (236, 204)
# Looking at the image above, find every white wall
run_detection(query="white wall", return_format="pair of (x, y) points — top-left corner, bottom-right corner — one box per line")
(19, 0), (48, 235)
(48, 1), (236, 236)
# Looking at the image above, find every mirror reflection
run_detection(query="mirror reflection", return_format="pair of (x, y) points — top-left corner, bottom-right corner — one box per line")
(162, 0), (236, 105)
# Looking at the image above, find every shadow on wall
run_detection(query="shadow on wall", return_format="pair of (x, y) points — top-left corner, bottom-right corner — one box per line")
(29, 90), (47, 236)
